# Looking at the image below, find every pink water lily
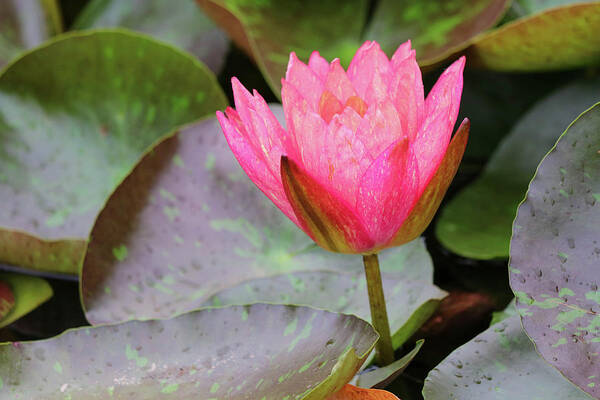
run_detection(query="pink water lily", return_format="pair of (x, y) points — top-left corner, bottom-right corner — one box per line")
(217, 40), (468, 254)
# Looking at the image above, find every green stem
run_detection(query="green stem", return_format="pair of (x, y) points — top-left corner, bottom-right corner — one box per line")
(362, 253), (395, 366)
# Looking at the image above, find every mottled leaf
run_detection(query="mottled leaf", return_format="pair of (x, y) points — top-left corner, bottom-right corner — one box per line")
(0, 303), (377, 399)
(423, 315), (591, 399)
(436, 79), (600, 259)
(198, 0), (367, 95)
(0, 272), (52, 328)
(73, 0), (228, 72)
(356, 339), (424, 389)
(81, 107), (437, 325)
(204, 272), (445, 350)
(509, 102), (600, 397)
(0, 0), (61, 67)
(365, 0), (510, 66)
(0, 30), (227, 274)
(467, 2), (600, 71)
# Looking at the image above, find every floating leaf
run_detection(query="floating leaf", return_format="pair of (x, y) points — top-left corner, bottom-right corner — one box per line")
(0, 0), (61, 67)
(509, 102), (600, 397)
(365, 0), (510, 66)
(436, 79), (600, 259)
(73, 0), (229, 72)
(467, 2), (600, 71)
(356, 339), (424, 389)
(423, 315), (590, 399)
(0, 303), (377, 399)
(81, 108), (439, 325)
(0, 30), (227, 274)
(328, 384), (400, 399)
(0, 272), (52, 328)
(204, 272), (444, 350)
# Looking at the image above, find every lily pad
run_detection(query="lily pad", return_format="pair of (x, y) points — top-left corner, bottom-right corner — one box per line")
(509, 102), (600, 397)
(423, 315), (591, 399)
(81, 109), (438, 325)
(0, 303), (378, 399)
(72, 0), (229, 72)
(0, 29), (227, 274)
(0, 272), (52, 328)
(204, 271), (445, 349)
(436, 79), (600, 259)
(365, 0), (510, 66)
(467, 2), (600, 71)
(0, 0), (61, 67)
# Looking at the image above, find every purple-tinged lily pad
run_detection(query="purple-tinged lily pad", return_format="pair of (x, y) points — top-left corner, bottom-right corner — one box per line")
(81, 108), (439, 325)
(423, 315), (591, 399)
(365, 0), (510, 66)
(436, 79), (600, 259)
(0, 30), (227, 274)
(73, 0), (229, 73)
(0, 272), (52, 328)
(467, 2), (600, 71)
(0, 304), (377, 399)
(0, 0), (61, 67)
(203, 271), (445, 350)
(510, 102), (600, 397)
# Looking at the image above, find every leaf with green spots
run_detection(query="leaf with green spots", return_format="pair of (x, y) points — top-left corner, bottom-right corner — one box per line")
(0, 30), (227, 275)
(0, 303), (378, 399)
(467, 2), (600, 71)
(356, 339), (424, 389)
(0, 272), (52, 328)
(203, 272), (445, 350)
(0, 0), (62, 67)
(81, 106), (439, 326)
(509, 102), (600, 397)
(72, 0), (229, 72)
(423, 315), (591, 399)
(436, 79), (600, 259)
(365, 0), (510, 66)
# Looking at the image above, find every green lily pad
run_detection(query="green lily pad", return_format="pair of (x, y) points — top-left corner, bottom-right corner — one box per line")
(0, 272), (52, 328)
(436, 79), (600, 259)
(0, 0), (61, 67)
(467, 2), (600, 71)
(81, 108), (438, 325)
(0, 29), (227, 274)
(72, 0), (229, 72)
(0, 303), (378, 399)
(365, 0), (510, 66)
(509, 102), (600, 397)
(203, 271), (445, 349)
(423, 315), (591, 399)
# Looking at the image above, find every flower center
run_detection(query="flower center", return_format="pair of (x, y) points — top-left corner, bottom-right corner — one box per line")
(318, 90), (367, 123)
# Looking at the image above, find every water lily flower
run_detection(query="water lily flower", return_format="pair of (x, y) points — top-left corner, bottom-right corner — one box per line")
(217, 40), (468, 255)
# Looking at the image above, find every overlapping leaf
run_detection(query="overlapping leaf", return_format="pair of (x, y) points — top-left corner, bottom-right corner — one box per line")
(73, 0), (229, 72)
(0, 30), (227, 274)
(436, 79), (600, 259)
(0, 272), (52, 328)
(198, 0), (509, 95)
(0, 0), (61, 67)
(0, 303), (378, 399)
(423, 315), (591, 399)
(81, 107), (444, 353)
(509, 102), (600, 397)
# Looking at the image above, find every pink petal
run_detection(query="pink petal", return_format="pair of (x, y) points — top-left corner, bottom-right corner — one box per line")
(216, 110), (298, 225)
(318, 90), (344, 123)
(284, 52), (324, 111)
(325, 58), (357, 104)
(414, 56), (465, 192)
(390, 40), (413, 64)
(356, 101), (404, 158)
(347, 41), (392, 104)
(357, 137), (419, 246)
(308, 50), (329, 80)
(389, 47), (424, 141)
(280, 156), (374, 253)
